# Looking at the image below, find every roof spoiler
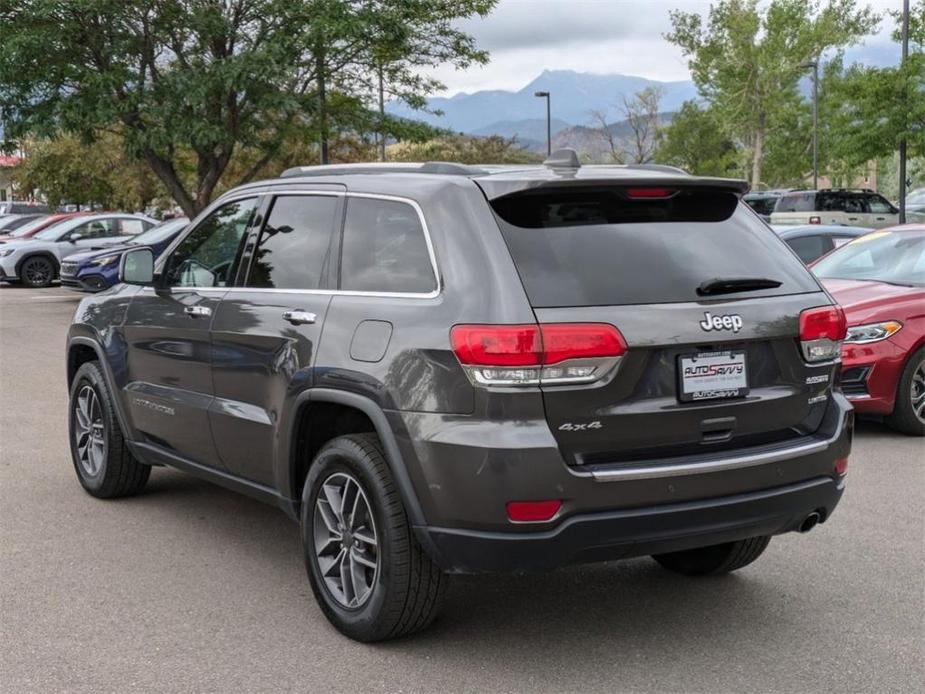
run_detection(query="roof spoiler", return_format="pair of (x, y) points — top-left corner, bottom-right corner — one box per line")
(280, 162), (487, 178)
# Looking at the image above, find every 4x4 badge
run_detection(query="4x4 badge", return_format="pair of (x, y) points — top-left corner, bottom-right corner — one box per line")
(699, 311), (743, 333)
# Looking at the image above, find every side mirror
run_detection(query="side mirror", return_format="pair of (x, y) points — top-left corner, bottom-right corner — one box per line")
(69, 233), (83, 243)
(120, 247), (155, 286)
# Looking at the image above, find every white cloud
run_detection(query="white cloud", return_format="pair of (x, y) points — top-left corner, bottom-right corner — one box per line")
(428, 0), (904, 94)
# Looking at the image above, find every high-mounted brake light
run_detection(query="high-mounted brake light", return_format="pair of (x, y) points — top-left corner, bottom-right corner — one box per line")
(799, 305), (847, 362)
(451, 323), (626, 386)
(625, 187), (677, 199)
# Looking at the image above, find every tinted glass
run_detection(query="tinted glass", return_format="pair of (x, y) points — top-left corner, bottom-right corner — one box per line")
(492, 189), (819, 307)
(817, 192), (845, 212)
(813, 230), (925, 286)
(775, 192), (816, 212)
(165, 198), (257, 287)
(843, 194), (865, 214)
(866, 194), (893, 214)
(340, 197), (435, 294)
(247, 195), (339, 289)
(71, 218), (118, 239)
(787, 235), (830, 263)
(744, 196), (777, 216)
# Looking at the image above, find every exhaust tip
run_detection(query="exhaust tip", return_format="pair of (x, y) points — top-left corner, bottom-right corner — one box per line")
(799, 512), (821, 533)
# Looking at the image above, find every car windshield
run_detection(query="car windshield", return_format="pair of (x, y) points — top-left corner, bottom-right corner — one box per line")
(812, 230), (925, 287)
(128, 218), (187, 246)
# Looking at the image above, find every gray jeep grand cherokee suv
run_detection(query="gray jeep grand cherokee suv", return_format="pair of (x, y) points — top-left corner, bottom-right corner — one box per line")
(66, 151), (852, 641)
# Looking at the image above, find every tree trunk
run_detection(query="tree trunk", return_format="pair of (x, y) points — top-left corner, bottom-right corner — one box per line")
(751, 117), (765, 188)
(142, 150), (198, 217)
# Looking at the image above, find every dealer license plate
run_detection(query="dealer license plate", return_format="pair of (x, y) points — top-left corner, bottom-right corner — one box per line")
(678, 351), (748, 402)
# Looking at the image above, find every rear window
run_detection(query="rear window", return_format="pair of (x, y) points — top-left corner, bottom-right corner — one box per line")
(491, 187), (819, 307)
(775, 192), (816, 212)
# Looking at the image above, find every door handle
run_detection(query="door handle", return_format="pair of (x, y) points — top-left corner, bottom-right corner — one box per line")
(184, 305), (212, 319)
(847, 217), (859, 221)
(282, 309), (317, 325)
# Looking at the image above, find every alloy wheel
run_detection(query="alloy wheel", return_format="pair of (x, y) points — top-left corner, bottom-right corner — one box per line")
(912, 359), (925, 425)
(313, 472), (380, 609)
(74, 385), (106, 476)
(23, 258), (52, 285)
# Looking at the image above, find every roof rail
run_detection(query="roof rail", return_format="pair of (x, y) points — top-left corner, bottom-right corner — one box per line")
(543, 148), (581, 169)
(280, 161), (487, 178)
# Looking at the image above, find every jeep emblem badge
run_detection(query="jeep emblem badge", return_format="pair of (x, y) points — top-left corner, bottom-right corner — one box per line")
(699, 311), (744, 333)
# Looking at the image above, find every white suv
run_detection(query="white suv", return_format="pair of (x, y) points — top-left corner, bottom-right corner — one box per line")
(771, 189), (899, 229)
(0, 213), (155, 287)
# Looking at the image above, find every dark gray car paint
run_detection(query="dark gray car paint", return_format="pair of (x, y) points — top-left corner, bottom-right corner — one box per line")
(66, 165), (852, 572)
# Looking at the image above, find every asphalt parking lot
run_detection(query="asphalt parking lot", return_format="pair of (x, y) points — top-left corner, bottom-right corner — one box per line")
(1, 284), (923, 693)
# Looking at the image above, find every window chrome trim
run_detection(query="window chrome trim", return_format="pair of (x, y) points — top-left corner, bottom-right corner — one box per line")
(153, 190), (442, 299)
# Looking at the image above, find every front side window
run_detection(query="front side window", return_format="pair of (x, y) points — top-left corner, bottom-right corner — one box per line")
(866, 194), (894, 214)
(246, 195), (339, 289)
(164, 198), (257, 288)
(72, 218), (117, 240)
(340, 197), (436, 294)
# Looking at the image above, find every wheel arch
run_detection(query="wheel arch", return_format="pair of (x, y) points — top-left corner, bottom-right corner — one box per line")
(284, 388), (427, 528)
(66, 335), (135, 444)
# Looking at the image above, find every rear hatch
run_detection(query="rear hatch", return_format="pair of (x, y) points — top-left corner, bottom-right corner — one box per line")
(484, 182), (838, 470)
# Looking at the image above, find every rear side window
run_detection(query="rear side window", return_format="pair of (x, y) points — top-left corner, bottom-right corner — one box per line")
(491, 188), (819, 307)
(787, 235), (831, 264)
(776, 192), (816, 212)
(120, 219), (146, 235)
(339, 197), (436, 294)
(247, 195), (339, 290)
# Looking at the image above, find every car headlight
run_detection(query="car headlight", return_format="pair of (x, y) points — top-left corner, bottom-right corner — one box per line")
(0, 248), (15, 257)
(844, 321), (903, 344)
(88, 254), (120, 267)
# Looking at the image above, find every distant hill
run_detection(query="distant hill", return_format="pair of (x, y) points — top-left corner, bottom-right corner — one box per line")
(386, 70), (697, 135)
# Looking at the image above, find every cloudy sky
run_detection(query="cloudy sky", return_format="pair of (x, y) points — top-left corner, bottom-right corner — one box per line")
(427, 0), (906, 95)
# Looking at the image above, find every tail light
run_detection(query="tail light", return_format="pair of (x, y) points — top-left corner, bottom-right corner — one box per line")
(835, 457), (848, 476)
(451, 323), (626, 386)
(809, 216), (821, 224)
(799, 305), (847, 362)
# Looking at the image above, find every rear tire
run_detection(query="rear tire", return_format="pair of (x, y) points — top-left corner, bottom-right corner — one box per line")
(885, 347), (925, 436)
(19, 255), (55, 288)
(652, 536), (771, 576)
(301, 433), (445, 642)
(68, 361), (151, 497)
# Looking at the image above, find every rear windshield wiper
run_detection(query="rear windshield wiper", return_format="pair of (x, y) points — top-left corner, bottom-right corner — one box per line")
(697, 277), (783, 296)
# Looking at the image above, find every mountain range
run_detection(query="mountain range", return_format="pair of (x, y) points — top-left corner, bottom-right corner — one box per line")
(386, 70), (698, 139)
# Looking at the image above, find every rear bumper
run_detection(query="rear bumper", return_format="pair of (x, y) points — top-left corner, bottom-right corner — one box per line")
(420, 475), (844, 573)
(407, 393), (853, 573)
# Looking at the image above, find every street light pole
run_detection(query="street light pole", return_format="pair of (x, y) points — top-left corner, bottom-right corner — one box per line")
(534, 91), (551, 156)
(899, 0), (909, 224)
(801, 60), (819, 190)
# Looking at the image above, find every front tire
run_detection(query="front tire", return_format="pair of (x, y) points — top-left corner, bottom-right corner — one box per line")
(19, 255), (55, 288)
(301, 433), (445, 641)
(885, 347), (925, 436)
(652, 536), (771, 576)
(69, 361), (151, 497)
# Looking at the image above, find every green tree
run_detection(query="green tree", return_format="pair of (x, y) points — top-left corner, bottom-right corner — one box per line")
(822, 2), (925, 168)
(666, 0), (879, 187)
(0, 0), (495, 216)
(654, 101), (741, 176)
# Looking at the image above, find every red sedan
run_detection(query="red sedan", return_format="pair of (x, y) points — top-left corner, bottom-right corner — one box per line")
(812, 224), (925, 435)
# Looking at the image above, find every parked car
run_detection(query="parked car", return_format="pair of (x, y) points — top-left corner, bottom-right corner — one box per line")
(0, 212), (90, 243)
(771, 189), (899, 228)
(66, 151), (852, 641)
(811, 224), (925, 435)
(0, 213), (156, 287)
(905, 187), (925, 216)
(0, 201), (50, 215)
(743, 189), (792, 222)
(0, 213), (46, 234)
(60, 217), (188, 292)
(772, 224), (872, 264)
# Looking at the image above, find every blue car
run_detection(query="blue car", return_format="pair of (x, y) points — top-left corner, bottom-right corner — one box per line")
(59, 217), (188, 292)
